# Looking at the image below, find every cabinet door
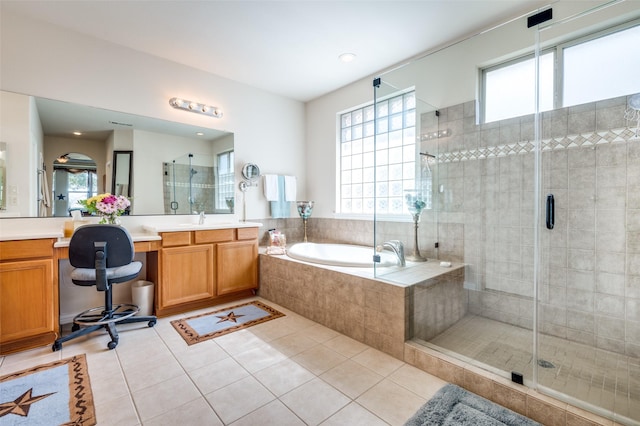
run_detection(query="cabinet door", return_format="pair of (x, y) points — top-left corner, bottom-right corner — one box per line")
(216, 240), (258, 296)
(160, 244), (215, 308)
(0, 259), (55, 344)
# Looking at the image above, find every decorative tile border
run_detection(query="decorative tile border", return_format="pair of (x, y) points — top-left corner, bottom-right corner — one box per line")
(437, 127), (637, 163)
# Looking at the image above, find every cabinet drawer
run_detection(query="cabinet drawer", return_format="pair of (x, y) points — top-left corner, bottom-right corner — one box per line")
(0, 239), (54, 261)
(194, 229), (234, 244)
(236, 227), (259, 241)
(161, 232), (192, 247)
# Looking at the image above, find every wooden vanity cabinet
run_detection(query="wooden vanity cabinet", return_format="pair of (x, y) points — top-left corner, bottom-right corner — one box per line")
(155, 227), (259, 317)
(0, 239), (58, 355)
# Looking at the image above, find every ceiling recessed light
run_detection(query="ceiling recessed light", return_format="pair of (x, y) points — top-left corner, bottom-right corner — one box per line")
(338, 53), (356, 63)
(196, 132), (204, 136)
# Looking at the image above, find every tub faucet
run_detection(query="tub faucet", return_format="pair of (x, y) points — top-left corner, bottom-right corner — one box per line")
(381, 240), (406, 266)
(199, 211), (206, 225)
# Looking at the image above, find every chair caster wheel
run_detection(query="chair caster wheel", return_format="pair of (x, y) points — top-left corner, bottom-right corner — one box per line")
(108, 340), (118, 350)
(148, 320), (156, 327)
(72, 323), (80, 332)
(52, 342), (62, 352)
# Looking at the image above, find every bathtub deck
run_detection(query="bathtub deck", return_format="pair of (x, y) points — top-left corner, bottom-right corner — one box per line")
(259, 247), (464, 287)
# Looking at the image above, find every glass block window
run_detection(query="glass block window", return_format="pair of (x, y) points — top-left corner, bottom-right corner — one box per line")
(339, 91), (416, 215)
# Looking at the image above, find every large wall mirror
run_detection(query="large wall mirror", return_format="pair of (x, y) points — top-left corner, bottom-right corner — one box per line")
(1, 92), (234, 217)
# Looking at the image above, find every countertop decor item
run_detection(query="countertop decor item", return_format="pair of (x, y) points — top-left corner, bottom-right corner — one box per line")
(78, 193), (130, 224)
(405, 189), (427, 262)
(296, 201), (314, 243)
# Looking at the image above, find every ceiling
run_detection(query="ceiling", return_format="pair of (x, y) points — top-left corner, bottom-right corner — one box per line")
(3, 0), (549, 102)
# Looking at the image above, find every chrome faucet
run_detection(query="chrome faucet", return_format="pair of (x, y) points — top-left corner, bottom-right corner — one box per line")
(380, 240), (406, 266)
(199, 211), (206, 225)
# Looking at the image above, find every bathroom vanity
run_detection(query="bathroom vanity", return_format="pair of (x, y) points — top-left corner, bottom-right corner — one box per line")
(0, 221), (260, 354)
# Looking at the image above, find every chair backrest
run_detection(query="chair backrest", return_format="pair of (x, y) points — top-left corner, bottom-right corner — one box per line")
(69, 224), (135, 269)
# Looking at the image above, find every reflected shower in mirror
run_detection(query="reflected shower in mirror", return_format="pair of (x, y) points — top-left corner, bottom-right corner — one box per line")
(163, 151), (234, 215)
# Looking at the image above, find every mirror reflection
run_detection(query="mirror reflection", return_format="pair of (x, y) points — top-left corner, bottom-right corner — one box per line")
(2, 92), (234, 217)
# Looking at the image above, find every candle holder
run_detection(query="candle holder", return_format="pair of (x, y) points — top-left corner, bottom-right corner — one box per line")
(405, 190), (427, 262)
(296, 201), (314, 243)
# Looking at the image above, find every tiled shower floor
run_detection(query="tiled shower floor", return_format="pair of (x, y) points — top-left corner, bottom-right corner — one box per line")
(426, 315), (640, 423)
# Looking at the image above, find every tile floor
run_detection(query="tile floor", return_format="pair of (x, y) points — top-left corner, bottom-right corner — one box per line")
(428, 314), (640, 424)
(0, 297), (447, 425)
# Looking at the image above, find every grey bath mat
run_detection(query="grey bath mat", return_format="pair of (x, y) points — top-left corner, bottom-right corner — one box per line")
(405, 384), (540, 426)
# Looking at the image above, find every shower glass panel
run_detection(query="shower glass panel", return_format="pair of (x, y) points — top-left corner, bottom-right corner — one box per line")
(372, 80), (439, 279)
(536, 2), (640, 423)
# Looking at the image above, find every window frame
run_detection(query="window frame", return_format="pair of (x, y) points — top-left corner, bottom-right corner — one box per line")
(480, 19), (639, 124)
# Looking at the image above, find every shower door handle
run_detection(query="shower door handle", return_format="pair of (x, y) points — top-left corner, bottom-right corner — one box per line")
(546, 194), (554, 230)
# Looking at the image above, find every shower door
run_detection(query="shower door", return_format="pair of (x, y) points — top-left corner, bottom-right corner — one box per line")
(535, 2), (640, 423)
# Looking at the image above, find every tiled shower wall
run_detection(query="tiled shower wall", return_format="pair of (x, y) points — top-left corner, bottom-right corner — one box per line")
(432, 95), (640, 357)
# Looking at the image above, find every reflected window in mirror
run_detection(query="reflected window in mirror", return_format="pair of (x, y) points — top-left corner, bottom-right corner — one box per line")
(53, 152), (97, 217)
(217, 150), (234, 212)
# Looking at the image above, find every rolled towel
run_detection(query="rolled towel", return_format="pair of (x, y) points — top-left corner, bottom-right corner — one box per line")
(263, 174), (279, 201)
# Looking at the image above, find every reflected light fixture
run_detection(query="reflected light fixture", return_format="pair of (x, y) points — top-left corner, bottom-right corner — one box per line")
(56, 154), (69, 163)
(169, 97), (223, 118)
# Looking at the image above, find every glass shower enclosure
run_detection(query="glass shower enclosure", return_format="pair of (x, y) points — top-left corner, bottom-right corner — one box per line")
(373, 1), (640, 424)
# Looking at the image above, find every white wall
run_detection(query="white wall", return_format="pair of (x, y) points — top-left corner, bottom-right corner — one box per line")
(0, 9), (306, 221)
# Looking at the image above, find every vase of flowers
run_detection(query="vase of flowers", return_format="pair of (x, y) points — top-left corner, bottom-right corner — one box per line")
(79, 193), (130, 224)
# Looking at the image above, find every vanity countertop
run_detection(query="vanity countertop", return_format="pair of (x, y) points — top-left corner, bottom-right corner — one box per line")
(143, 221), (263, 233)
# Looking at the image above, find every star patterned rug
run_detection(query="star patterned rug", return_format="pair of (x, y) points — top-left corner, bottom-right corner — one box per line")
(170, 300), (285, 345)
(0, 354), (96, 426)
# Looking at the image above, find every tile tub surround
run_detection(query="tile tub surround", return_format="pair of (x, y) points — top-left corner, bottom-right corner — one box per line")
(258, 251), (465, 360)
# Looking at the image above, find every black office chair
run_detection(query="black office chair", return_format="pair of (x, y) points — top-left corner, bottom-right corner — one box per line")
(52, 224), (156, 351)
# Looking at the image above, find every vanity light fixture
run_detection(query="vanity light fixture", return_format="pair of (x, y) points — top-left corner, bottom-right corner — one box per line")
(169, 97), (223, 118)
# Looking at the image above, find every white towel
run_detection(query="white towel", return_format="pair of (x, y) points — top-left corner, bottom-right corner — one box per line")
(284, 175), (297, 202)
(263, 174), (279, 201)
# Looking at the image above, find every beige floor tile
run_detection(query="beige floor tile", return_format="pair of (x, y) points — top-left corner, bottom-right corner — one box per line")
(353, 347), (404, 377)
(293, 345), (347, 375)
(215, 328), (272, 356)
(132, 374), (202, 421)
(250, 318), (299, 342)
(172, 340), (229, 372)
(269, 331), (319, 357)
(144, 396), (223, 426)
(233, 343), (289, 373)
(189, 356), (250, 394)
(322, 402), (390, 426)
(388, 364), (447, 399)
(357, 379), (427, 426)
(231, 400), (306, 426)
(304, 323), (341, 343)
(120, 351), (185, 392)
(320, 359), (384, 399)
(323, 334), (369, 358)
(280, 377), (351, 425)
(254, 358), (316, 396)
(94, 393), (140, 426)
(205, 375), (275, 424)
